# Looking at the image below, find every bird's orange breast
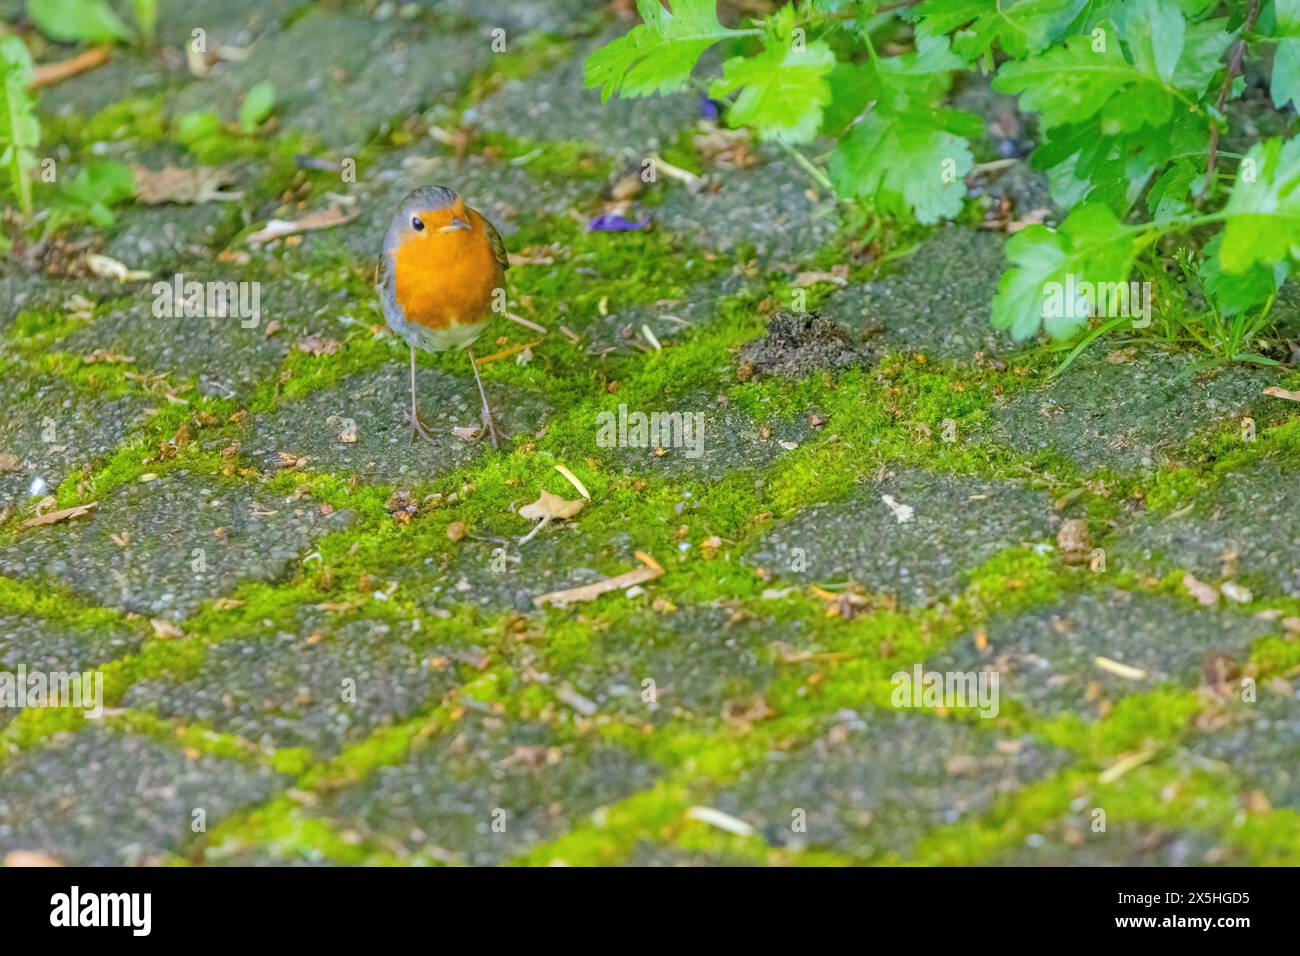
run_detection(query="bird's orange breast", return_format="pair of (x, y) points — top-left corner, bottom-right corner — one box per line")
(393, 214), (503, 331)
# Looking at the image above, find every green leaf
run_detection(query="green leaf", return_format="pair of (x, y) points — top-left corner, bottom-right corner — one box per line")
(913, 0), (1089, 60)
(1146, 157), (1201, 221)
(993, 17), (1183, 133)
(584, 0), (740, 100)
(1268, 3), (1300, 110)
(239, 81), (276, 133)
(1122, 0), (1185, 84)
(710, 14), (835, 144)
(27, 0), (133, 43)
(991, 203), (1145, 340)
(133, 0), (159, 45)
(1199, 234), (1287, 317)
(46, 161), (135, 230)
(1172, 18), (1233, 90)
(1220, 136), (1300, 272)
(0, 35), (40, 218)
(829, 109), (975, 224)
(826, 35), (978, 222)
(1272, 37), (1300, 111)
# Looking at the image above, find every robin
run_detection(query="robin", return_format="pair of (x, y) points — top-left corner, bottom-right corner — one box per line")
(377, 185), (509, 446)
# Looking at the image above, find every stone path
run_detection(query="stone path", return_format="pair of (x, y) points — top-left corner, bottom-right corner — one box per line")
(1, 0), (1298, 867)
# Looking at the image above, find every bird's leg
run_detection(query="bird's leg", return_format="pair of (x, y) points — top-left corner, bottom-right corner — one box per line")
(467, 347), (503, 450)
(404, 345), (434, 442)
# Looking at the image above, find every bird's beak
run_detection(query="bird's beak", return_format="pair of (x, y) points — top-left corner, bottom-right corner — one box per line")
(439, 217), (471, 233)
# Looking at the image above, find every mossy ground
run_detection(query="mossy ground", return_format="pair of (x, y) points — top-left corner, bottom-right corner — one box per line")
(1, 0), (1299, 867)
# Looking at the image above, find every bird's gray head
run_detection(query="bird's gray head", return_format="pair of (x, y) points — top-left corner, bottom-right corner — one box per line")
(384, 185), (468, 255)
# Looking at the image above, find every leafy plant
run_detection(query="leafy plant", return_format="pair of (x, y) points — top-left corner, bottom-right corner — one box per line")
(43, 160), (135, 233)
(0, 35), (40, 221)
(587, 0), (1300, 365)
(132, 0), (159, 46)
(27, 0), (133, 44)
(239, 80), (276, 134)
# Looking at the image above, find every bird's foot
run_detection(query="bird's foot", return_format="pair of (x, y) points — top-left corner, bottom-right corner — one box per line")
(479, 404), (505, 450)
(404, 407), (435, 443)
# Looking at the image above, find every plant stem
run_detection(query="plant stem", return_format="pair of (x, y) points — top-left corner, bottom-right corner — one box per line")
(778, 139), (836, 195)
(1201, 0), (1260, 200)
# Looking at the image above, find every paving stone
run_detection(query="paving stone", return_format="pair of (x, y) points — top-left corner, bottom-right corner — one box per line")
(595, 390), (814, 482)
(171, 12), (491, 149)
(464, 46), (699, 161)
(1112, 459), (1300, 598)
(0, 374), (151, 509)
(986, 351), (1278, 474)
(0, 615), (143, 731)
(40, 53), (184, 119)
(312, 715), (660, 864)
(39, 0), (308, 119)
(0, 267), (71, 331)
(710, 710), (1066, 859)
(0, 613), (142, 675)
(122, 618), (464, 757)
(391, 515), (644, 614)
(538, 605), (791, 726)
(247, 363), (549, 483)
(58, 277), (349, 399)
(822, 226), (1016, 360)
(157, 0), (312, 47)
(931, 591), (1276, 721)
(0, 470), (353, 621)
(103, 203), (237, 275)
(576, 272), (757, 356)
(749, 468), (1056, 604)
(432, 0), (601, 35)
(1183, 687), (1300, 810)
(991, 820), (1237, 866)
(0, 728), (285, 866)
(655, 159), (842, 263)
(622, 842), (760, 866)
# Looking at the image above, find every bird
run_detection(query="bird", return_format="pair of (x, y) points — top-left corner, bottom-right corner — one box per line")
(377, 185), (509, 446)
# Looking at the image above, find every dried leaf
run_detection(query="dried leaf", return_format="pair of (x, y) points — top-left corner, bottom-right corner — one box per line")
(246, 205), (358, 244)
(295, 334), (341, 356)
(532, 552), (663, 607)
(30, 48), (111, 90)
(85, 254), (149, 282)
(792, 270), (848, 288)
(518, 494), (586, 523)
(1219, 580), (1253, 604)
(3, 850), (65, 867)
(0, 453), (19, 473)
(685, 806), (756, 837)
(150, 618), (184, 638)
(880, 494), (914, 524)
(553, 464), (590, 501)
(131, 163), (242, 204)
(21, 501), (96, 528)
(1264, 386), (1300, 402)
(1093, 656), (1147, 681)
(1183, 574), (1220, 606)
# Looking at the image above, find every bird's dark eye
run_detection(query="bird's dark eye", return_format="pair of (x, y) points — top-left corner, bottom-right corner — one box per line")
(410, 216), (425, 232)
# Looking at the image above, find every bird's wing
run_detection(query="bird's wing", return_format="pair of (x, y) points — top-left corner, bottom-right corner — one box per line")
(373, 255), (386, 289)
(476, 209), (510, 272)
